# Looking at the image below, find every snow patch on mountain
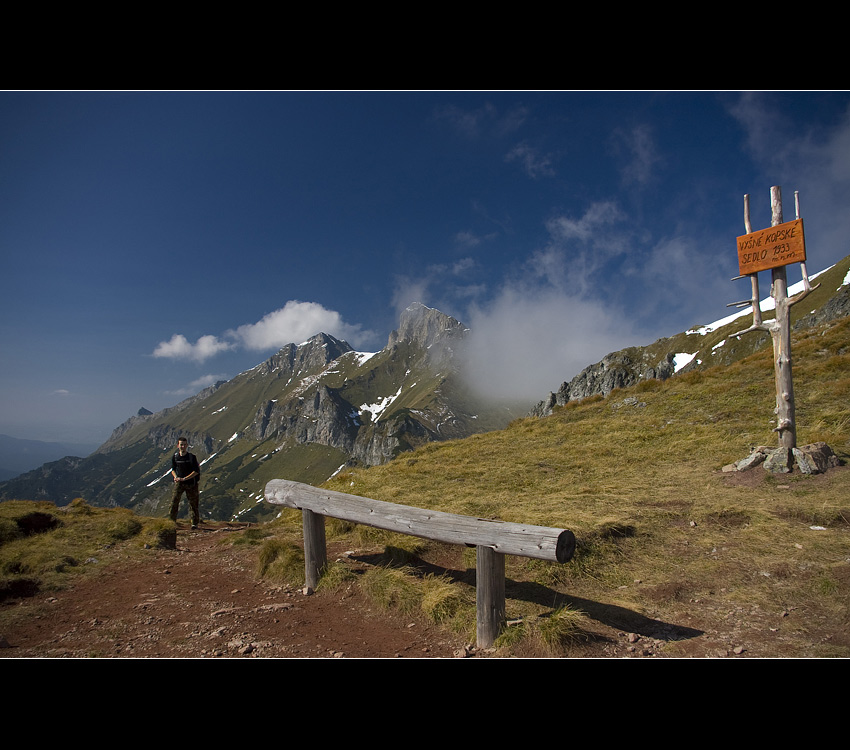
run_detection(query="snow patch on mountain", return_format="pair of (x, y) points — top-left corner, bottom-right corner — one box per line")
(688, 266), (834, 336)
(673, 352), (698, 372)
(360, 386), (403, 420)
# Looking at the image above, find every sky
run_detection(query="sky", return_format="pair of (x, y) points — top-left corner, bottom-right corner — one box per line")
(2, 90), (849, 446)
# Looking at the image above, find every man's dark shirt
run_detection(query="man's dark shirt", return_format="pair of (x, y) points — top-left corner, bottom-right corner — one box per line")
(172, 451), (201, 487)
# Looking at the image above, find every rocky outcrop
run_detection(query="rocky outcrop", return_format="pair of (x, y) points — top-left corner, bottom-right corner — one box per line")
(251, 384), (360, 452)
(388, 303), (468, 368)
(232, 305), (483, 468)
(793, 281), (850, 330)
(531, 351), (676, 417)
(389, 303), (467, 349)
(147, 425), (217, 456)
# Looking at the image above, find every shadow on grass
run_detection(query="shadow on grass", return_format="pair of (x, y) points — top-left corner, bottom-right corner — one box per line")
(351, 551), (703, 643)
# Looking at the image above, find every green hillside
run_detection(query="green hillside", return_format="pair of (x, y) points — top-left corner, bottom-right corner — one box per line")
(314, 310), (850, 656)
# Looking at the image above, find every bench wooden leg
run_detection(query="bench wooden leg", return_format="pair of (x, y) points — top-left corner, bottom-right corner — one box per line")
(476, 545), (506, 648)
(303, 508), (327, 593)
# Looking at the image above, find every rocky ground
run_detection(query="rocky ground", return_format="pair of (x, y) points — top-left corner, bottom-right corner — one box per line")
(0, 523), (472, 659)
(3, 511), (847, 659)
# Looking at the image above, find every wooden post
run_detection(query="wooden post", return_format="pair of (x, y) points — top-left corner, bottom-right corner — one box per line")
(769, 186), (797, 450)
(302, 508), (327, 593)
(476, 545), (506, 649)
(743, 194), (762, 327)
(736, 187), (813, 458)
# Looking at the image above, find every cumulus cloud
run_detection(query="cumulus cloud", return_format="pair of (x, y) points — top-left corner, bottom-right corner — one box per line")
(153, 334), (233, 363)
(152, 301), (376, 363)
(228, 301), (371, 351)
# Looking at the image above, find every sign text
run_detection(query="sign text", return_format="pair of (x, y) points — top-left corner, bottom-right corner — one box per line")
(737, 218), (806, 275)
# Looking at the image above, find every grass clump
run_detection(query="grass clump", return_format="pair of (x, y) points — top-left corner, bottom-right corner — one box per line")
(495, 607), (592, 656)
(359, 566), (422, 614)
(355, 559), (475, 636)
(138, 518), (177, 550)
(256, 537), (305, 586)
(534, 606), (593, 654)
(420, 573), (472, 626)
(317, 560), (357, 592)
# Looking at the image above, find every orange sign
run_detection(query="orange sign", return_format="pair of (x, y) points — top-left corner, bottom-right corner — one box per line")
(737, 218), (806, 275)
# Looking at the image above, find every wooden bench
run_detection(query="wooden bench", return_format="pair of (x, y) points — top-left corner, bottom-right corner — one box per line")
(264, 479), (576, 647)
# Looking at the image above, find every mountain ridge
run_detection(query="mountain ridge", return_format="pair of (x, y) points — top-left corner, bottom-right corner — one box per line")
(0, 303), (526, 521)
(531, 255), (850, 417)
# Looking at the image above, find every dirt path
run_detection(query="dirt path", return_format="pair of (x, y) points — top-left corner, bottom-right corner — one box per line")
(0, 524), (472, 659)
(6, 519), (840, 659)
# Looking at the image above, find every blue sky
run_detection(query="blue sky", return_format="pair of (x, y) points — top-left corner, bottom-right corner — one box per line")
(2, 90), (849, 446)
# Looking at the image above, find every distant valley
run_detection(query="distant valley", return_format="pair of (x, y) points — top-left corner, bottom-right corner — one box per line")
(0, 435), (99, 482)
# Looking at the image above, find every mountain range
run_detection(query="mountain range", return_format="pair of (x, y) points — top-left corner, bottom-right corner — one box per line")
(0, 303), (527, 522)
(0, 435), (100, 482)
(2, 254), (849, 523)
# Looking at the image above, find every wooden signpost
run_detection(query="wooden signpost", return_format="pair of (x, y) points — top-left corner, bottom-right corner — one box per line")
(729, 186), (818, 470)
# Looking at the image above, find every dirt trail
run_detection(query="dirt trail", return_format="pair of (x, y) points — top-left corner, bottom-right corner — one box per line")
(6, 517), (841, 659)
(0, 523), (471, 659)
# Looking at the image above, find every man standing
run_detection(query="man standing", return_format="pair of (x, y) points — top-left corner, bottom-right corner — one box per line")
(170, 437), (201, 528)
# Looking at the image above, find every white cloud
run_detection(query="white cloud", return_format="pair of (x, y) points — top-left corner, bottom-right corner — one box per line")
(433, 102), (527, 139)
(153, 333), (233, 363)
(546, 200), (624, 244)
(152, 301), (376, 363)
(462, 284), (635, 402)
(455, 200), (642, 401)
(228, 301), (372, 350)
(454, 231), (481, 248)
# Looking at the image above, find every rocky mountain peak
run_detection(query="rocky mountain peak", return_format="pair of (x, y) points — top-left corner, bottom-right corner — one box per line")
(258, 332), (353, 379)
(294, 332), (353, 368)
(388, 302), (468, 351)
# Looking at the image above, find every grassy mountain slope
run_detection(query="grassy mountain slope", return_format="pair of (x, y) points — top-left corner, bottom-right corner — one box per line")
(534, 255), (850, 414)
(3, 259), (849, 655)
(317, 306), (850, 656)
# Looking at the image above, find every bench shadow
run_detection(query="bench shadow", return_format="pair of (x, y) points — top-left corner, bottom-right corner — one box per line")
(350, 551), (703, 643)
